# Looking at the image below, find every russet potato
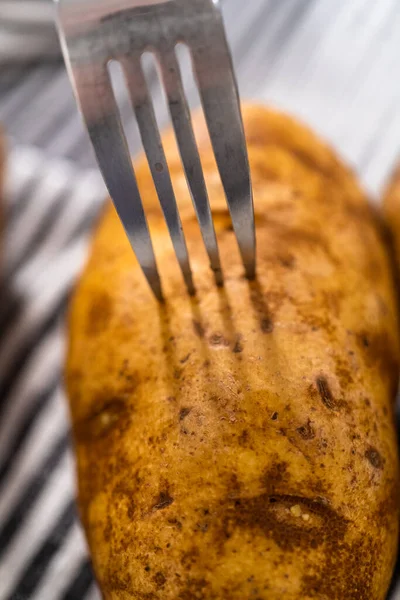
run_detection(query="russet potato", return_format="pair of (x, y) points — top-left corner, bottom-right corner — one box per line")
(383, 162), (400, 281)
(67, 104), (400, 599)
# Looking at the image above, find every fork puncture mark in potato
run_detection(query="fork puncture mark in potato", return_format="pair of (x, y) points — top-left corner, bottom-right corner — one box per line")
(67, 104), (400, 599)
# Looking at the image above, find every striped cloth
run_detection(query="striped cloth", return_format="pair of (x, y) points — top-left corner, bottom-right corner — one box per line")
(0, 1), (59, 63)
(2, 0), (400, 598)
(0, 147), (105, 600)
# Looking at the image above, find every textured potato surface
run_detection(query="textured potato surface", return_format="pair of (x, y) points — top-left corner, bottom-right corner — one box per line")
(67, 105), (400, 599)
(384, 163), (400, 279)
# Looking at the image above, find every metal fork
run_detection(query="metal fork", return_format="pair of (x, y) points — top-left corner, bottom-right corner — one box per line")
(55, 0), (255, 300)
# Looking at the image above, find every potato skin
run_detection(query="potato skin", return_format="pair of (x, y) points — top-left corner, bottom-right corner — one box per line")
(383, 162), (400, 281)
(67, 104), (400, 599)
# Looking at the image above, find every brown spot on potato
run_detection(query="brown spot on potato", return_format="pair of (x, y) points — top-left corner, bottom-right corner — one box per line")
(209, 332), (229, 347)
(76, 397), (129, 442)
(301, 535), (378, 599)
(232, 336), (243, 353)
(108, 569), (134, 593)
(211, 209), (233, 233)
(178, 578), (211, 600)
(195, 520), (209, 533)
(305, 477), (330, 495)
(122, 373), (138, 395)
(261, 317), (274, 333)
(153, 572), (166, 588)
(296, 419), (315, 440)
(263, 461), (289, 489)
(192, 319), (205, 338)
(300, 310), (335, 337)
(167, 518), (182, 530)
(238, 429), (249, 447)
(86, 292), (113, 335)
(179, 407), (191, 421)
(229, 473), (241, 495)
(249, 284), (275, 334)
(271, 412), (278, 420)
(222, 493), (348, 553)
(174, 368), (183, 380)
(334, 357), (354, 388)
(103, 514), (112, 542)
(365, 446), (384, 470)
(153, 491), (174, 511)
(278, 254), (295, 268)
(316, 376), (338, 411)
(181, 547), (200, 568)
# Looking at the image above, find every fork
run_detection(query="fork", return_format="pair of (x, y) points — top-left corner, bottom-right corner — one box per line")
(55, 0), (255, 301)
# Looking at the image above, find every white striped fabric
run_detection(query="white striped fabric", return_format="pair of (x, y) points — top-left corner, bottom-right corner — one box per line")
(0, 147), (105, 600)
(0, 1), (59, 63)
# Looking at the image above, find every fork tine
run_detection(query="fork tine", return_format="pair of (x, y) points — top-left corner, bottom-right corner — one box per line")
(121, 55), (195, 296)
(159, 49), (223, 287)
(70, 62), (163, 300)
(191, 30), (256, 280)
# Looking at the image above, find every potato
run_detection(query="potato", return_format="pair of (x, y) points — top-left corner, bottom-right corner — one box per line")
(383, 162), (400, 279)
(67, 104), (400, 599)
